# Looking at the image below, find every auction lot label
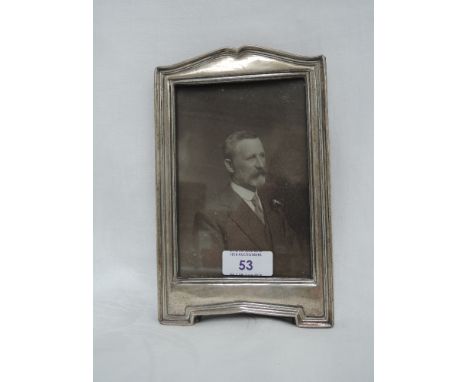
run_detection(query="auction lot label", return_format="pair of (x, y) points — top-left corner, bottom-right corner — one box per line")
(222, 250), (273, 276)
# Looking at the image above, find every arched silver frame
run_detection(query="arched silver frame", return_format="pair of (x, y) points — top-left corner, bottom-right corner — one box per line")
(155, 46), (333, 327)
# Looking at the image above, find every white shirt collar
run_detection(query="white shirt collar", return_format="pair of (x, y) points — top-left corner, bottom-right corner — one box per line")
(230, 182), (257, 201)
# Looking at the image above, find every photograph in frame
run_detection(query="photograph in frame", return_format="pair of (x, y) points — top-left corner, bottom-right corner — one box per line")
(156, 47), (333, 327)
(176, 78), (312, 279)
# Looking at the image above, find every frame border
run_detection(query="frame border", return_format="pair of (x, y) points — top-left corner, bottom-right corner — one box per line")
(155, 46), (333, 327)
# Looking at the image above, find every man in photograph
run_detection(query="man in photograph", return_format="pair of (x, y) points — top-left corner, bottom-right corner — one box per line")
(193, 130), (305, 277)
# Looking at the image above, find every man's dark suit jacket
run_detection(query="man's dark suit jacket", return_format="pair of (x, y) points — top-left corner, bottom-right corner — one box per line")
(193, 186), (309, 277)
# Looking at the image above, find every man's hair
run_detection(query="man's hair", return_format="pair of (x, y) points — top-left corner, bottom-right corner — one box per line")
(223, 130), (259, 159)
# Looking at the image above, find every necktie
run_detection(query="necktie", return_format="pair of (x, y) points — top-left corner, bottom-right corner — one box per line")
(251, 194), (265, 224)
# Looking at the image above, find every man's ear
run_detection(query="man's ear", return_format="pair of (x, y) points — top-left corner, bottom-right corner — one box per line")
(224, 158), (234, 174)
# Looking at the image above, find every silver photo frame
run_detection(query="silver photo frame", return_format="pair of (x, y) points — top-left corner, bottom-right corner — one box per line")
(155, 46), (333, 327)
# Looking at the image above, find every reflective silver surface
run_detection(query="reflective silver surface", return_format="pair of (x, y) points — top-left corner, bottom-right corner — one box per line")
(155, 46), (333, 327)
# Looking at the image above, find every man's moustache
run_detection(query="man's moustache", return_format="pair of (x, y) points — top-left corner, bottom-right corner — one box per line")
(253, 170), (267, 178)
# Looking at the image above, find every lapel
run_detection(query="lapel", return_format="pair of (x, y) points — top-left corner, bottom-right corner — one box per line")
(220, 187), (270, 249)
(261, 192), (283, 247)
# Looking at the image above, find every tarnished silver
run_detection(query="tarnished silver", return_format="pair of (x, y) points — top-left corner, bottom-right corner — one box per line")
(155, 46), (333, 327)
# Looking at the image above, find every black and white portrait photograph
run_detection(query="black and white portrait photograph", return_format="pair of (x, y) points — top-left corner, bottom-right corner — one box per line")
(175, 78), (312, 278)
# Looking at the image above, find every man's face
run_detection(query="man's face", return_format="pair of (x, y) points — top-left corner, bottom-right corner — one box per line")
(225, 138), (267, 191)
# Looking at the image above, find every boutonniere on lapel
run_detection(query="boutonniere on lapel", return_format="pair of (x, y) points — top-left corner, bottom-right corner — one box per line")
(271, 198), (284, 209)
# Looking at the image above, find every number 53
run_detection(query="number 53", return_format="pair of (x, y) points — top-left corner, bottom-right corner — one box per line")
(239, 260), (253, 271)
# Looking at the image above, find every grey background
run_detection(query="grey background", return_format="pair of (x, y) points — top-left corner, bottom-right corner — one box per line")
(94, 0), (373, 381)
